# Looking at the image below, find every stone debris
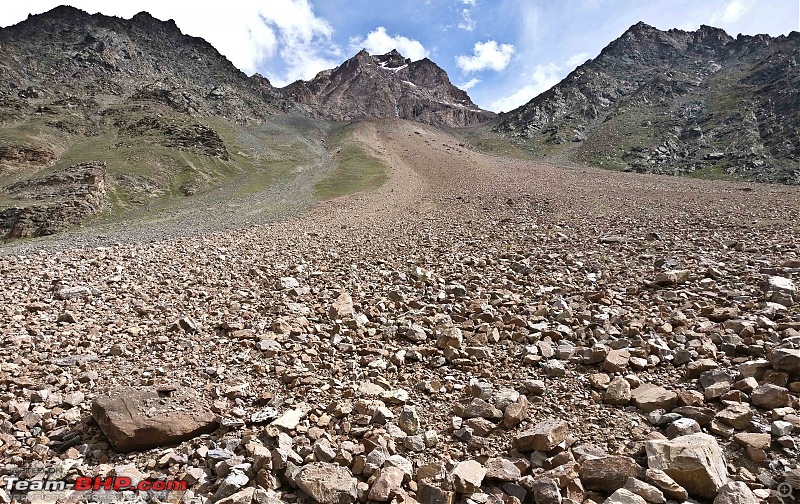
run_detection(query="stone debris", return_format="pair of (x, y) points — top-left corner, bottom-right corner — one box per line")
(0, 120), (798, 504)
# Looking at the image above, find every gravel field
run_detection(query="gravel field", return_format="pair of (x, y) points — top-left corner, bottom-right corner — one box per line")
(1, 119), (799, 504)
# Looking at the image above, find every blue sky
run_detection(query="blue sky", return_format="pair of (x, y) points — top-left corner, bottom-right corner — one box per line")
(1, 1), (798, 112)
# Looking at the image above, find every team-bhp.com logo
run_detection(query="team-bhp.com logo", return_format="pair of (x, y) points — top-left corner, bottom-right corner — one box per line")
(2, 474), (188, 499)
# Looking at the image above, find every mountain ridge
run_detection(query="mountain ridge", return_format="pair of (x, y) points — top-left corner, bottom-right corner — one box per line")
(494, 22), (800, 184)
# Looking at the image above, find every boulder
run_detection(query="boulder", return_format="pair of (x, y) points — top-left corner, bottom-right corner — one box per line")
(579, 456), (643, 493)
(645, 433), (727, 498)
(91, 387), (217, 452)
(631, 384), (677, 413)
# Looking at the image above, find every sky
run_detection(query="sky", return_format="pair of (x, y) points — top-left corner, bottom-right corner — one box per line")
(1, 0), (798, 112)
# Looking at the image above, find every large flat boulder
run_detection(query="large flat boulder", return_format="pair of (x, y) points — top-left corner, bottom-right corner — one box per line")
(645, 433), (727, 499)
(91, 387), (217, 452)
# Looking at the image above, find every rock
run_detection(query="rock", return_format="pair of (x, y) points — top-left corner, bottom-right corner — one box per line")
(217, 486), (255, 504)
(645, 469), (688, 501)
(771, 420), (794, 437)
(279, 277), (300, 289)
(485, 458), (521, 481)
(329, 291), (354, 319)
(532, 476), (562, 504)
(213, 471), (250, 501)
(604, 377), (632, 405)
(456, 398), (503, 419)
(750, 384), (790, 409)
(713, 481), (757, 504)
(604, 349), (631, 372)
(452, 460), (486, 494)
(769, 348), (800, 374)
(91, 387), (217, 452)
(653, 270), (690, 286)
(579, 456), (643, 493)
(623, 478), (665, 504)
(604, 488), (647, 504)
(417, 480), (455, 504)
(368, 466), (405, 502)
(715, 403), (753, 430)
(542, 359), (567, 377)
(435, 326), (463, 349)
(631, 384), (677, 413)
(295, 463), (358, 504)
(732, 433), (771, 450)
(503, 397), (528, 428)
(665, 418), (701, 438)
(267, 403), (311, 435)
(398, 406), (421, 434)
(763, 276), (796, 306)
(514, 418), (569, 451)
(645, 433), (727, 498)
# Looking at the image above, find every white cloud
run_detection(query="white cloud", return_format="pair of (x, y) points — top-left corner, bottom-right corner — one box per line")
(456, 78), (481, 90)
(458, 8), (476, 31)
(714, 0), (755, 23)
(461, 0), (478, 5)
(0, 0), (339, 87)
(456, 40), (515, 73)
(349, 26), (428, 61)
(565, 52), (589, 68)
(491, 62), (561, 112)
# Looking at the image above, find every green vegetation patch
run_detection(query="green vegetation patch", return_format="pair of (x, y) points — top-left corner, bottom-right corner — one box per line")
(314, 139), (387, 200)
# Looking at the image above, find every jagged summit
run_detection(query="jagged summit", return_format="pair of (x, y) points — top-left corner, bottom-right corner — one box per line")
(495, 22), (800, 184)
(284, 49), (494, 127)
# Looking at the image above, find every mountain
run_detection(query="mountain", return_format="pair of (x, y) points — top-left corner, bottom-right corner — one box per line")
(0, 6), (491, 239)
(494, 22), (800, 184)
(285, 49), (494, 127)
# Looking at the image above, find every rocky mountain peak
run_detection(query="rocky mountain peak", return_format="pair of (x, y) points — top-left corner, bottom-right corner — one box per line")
(495, 22), (800, 184)
(284, 49), (494, 127)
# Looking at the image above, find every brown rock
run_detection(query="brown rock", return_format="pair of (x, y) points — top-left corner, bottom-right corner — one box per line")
(369, 467), (405, 502)
(715, 403), (753, 430)
(712, 481), (757, 504)
(604, 488), (647, 504)
(750, 384), (790, 409)
(769, 348), (800, 374)
(514, 418), (569, 452)
(579, 456), (643, 493)
(732, 433), (771, 451)
(604, 377), (632, 405)
(604, 349), (631, 373)
(91, 387), (217, 452)
(532, 476), (562, 504)
(631, 384), (677, 413)
(417, 480), (455, 504)
(645, 433), (727, 499)
(484, 458), (521, 481)
(451, 460), (486, 494)
(644, 469), (688, 502)
(295, 463), (358, 504)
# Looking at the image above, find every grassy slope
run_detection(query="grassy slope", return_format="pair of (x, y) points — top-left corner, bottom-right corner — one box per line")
(313, 123), (387, 200)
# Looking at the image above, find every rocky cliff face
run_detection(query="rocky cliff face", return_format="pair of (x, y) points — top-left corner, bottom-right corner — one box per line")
(285, 49), (495, 127)
(0, 5), (292, 122)
(495, 23), (800, 184)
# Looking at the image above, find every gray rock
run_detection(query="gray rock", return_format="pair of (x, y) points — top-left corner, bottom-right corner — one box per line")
(295, 463), (358, 504)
